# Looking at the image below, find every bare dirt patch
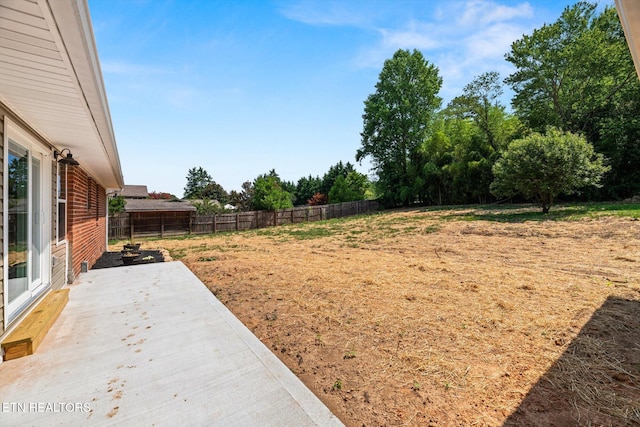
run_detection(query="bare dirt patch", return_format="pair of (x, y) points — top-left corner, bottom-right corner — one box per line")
(136, 206), (640, 426)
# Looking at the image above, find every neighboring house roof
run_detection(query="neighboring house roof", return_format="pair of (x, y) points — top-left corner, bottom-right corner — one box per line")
(117, 185), (149, 199)
(0, 0), (124, 190)
(616, 0), (640, 78)
(124, 199), (196, 213)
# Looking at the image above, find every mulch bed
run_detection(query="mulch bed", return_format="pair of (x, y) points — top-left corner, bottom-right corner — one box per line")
(92, 250), (165, 269)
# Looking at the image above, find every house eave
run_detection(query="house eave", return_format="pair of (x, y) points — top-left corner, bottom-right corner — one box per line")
(616, 0), (640, 79)
(0, 0), (123, 189)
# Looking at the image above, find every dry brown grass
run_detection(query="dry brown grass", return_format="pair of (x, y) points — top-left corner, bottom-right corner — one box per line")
(120, 205), (640, 426)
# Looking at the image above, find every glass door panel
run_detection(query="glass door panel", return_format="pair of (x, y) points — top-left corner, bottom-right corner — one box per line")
(8, 142), (29, 307)
(32, 156), (41, 286)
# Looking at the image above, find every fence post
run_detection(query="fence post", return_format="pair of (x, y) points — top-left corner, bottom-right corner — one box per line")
(274, 210), (277, 226)
(161, 214), (165, 238)
(130, 215), (134, 241)
(236, 213), (240, 231)
(189, 213), (193, 235)
(213, 214), (217, 233)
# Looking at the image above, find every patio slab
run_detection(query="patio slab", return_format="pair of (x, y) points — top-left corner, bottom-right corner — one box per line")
(0, 262), (343, 426)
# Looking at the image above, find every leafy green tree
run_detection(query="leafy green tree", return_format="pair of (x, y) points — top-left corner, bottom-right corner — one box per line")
(108, 195), (126, 215)
(447, 71), (506, 151)
(201, 181), (229, 204)
(491, 128), (609, 213)
(328, 171), (368, 203)
(437, 72), (524, 204)
(229, 181), (253, 212)
(357, 49), (442, 206)
(320, 161), (356, 196)
(191, 199), (221, 214)
(328, 176), (354, 204)
(183, 167), (213, 199)
(252, 174), (293, 211)
(505, 2), (640, 198)
(295, 175), (322, 205)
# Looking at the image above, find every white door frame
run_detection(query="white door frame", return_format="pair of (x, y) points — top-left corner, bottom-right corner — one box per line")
(3, 117), (52, 326)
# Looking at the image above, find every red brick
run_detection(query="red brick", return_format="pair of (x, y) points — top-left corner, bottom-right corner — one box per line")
(66, 167), (107, 279)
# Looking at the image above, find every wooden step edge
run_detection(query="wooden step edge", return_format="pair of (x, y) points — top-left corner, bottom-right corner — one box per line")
(1, 289), (70, 361)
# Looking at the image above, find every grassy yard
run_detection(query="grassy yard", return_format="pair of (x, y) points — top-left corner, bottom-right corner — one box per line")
(114, 202), (640, 426)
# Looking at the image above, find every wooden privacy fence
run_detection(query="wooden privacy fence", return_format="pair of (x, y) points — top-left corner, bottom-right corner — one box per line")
(109, 200), (379, 240)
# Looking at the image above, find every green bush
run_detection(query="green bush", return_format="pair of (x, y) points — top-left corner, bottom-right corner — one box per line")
(491, 128), (609, 213)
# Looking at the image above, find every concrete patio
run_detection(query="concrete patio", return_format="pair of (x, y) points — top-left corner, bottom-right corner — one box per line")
(0, 262), (343, 426)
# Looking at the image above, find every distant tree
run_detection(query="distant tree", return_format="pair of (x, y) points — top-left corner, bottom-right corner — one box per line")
(191, 199), (220, 214)
(281, 179), (297, 200)
(328, 171), (367, 203)
(491, 128), (609, 213)
(328, 176), (353, 204)
(148, 191), (174, 200)
(8, 156), (27, 203)
(109, 195), (126, 215)
(229, 181), (254, 212)
(320, 161), (356, 195)
(183, 167), (213, 199)
(357, 49), (442, 206)
(447, 71), (508, 151)
(252, 174), (293, 211)
(201, 181), (229, 204)
(295, 175), (322, 205)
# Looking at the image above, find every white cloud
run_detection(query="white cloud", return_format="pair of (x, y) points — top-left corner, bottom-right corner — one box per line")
(353, 0), (534, 85)
(464, 22), (528, 61)
(349, 1), (537, 108)
(458, 1), (533, 26)
(279, 1), (372, 27)
(380, 21), (440, 50)
(353, 22), (440, 68)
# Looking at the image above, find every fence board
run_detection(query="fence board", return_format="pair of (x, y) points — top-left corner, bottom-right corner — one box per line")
(108, 200), (379, 240)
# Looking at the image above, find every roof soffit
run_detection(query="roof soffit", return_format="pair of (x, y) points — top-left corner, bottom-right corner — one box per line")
(0, 0), (123, 189)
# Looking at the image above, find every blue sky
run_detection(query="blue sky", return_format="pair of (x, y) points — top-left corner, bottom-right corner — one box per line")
(88, 0), (613, 198)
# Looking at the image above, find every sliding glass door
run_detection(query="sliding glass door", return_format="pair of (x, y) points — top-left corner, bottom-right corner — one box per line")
(6, 139), (47, 321)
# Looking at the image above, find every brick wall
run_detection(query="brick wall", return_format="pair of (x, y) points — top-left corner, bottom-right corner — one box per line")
(67, 166), (107, 280)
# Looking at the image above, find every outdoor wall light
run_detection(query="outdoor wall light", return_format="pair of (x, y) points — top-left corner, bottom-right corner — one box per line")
(54, 148), (80, 166)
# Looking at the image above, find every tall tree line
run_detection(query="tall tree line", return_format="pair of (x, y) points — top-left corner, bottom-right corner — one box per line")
(357, 2), (640, 207)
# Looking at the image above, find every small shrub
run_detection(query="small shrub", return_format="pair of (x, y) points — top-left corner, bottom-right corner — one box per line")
(308, 192), (328, 206)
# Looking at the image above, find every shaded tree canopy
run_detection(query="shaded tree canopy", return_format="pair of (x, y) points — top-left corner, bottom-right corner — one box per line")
(229, 181), (254, 212)
(295, 175), (322, 205)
